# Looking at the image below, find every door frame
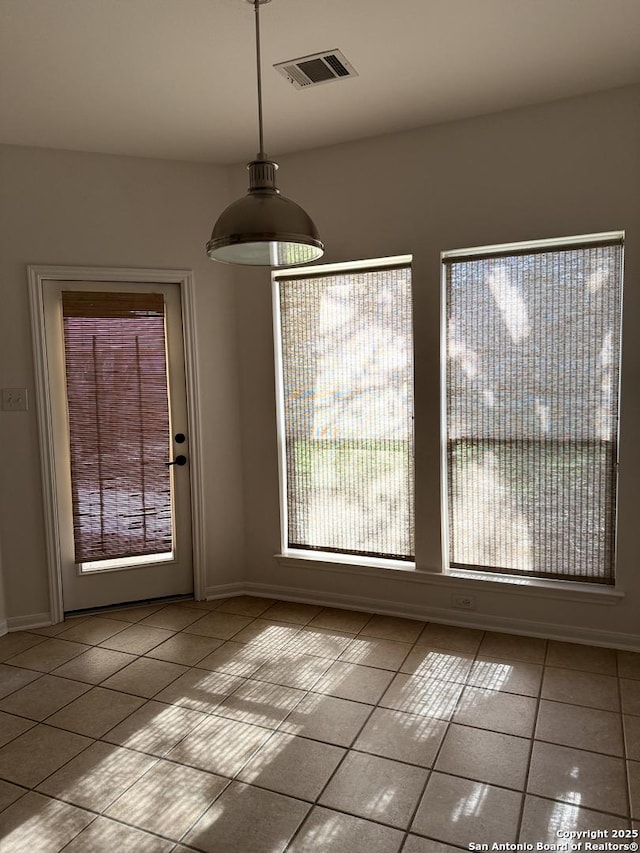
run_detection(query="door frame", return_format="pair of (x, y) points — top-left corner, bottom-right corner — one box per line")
(28, 264), (206, 622)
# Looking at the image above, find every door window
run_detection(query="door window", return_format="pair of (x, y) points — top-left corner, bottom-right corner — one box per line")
(61, 290), (174, 570)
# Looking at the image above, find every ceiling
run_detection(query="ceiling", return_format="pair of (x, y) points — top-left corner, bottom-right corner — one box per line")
(1, 0), (639, 165)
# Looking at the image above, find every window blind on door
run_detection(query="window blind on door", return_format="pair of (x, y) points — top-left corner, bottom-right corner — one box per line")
(61, 291), (173, 563)
(275, 263), (415, 560)
(444, 237), (623, 583)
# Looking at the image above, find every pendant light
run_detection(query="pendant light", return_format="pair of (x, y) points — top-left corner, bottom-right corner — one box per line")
(206, 0), (324, 267)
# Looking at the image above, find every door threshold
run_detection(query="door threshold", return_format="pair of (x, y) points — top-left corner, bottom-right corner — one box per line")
(64, 593), (196, 619)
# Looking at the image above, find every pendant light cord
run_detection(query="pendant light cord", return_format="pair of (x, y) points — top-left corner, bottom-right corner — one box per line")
(254, 0), (265, 159)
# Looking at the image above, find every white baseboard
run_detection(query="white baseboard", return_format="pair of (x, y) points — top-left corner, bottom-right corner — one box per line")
(6, 587), (246, 631)
(240, 581), (640, 652)
(6, 586), (639, 651)
(204, 582), (246, 601)
(7, 613), (52, 632)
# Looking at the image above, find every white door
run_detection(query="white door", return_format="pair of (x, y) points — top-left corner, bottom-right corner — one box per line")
(42, 279), (193, 612)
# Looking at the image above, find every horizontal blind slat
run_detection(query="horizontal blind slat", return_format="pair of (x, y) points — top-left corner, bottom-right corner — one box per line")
(61, 291), (165, 318)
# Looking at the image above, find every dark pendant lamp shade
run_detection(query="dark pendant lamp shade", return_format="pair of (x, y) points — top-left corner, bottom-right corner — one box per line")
(206, 159), (324, 266)
(206, 0), (325, 267)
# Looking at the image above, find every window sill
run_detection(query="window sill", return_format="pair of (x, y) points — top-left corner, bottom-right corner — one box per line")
(446, 567), (624, 604)
(274, 551), (624, 605)
(275, 550), (416, 574)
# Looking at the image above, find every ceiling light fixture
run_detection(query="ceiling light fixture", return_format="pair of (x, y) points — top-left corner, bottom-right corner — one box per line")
(206, 0), (324, 267)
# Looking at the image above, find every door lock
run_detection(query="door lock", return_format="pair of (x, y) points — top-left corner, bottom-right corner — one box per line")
(165, 455), (187, 466)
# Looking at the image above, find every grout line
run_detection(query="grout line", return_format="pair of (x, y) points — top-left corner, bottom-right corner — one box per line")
(398, 627), (488, 850)
(515, 635), (548, 842)
(617, 647), (634, 826)
(284, 647), (434, 846)
(284, 627), (472, 849)
(52, 812), (102, 853)
(47, 780), (201, 853)
(0, 601), (638, 848)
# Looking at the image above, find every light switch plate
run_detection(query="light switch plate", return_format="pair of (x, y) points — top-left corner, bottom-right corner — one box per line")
(1, 388), (28, 411)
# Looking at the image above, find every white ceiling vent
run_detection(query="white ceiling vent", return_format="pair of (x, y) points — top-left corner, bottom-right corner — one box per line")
(274, 50), (358, 90)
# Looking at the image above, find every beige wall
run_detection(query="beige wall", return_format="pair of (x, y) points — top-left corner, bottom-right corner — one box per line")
(1, 85), (639, 646)
(0, 144), (245, 618)
(235, 85), (640, 646)
(0, 544), (6, 634)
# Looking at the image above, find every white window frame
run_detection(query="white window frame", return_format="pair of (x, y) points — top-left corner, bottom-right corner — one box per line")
(272, 254), (416, 572)
(440, 231), (625, 593)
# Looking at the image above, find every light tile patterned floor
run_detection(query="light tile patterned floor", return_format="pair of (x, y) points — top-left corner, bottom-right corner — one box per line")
(0, 596), (638, 852)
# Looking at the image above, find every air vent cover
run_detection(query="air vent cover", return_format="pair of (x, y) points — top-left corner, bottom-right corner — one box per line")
(274, 49), (358, 90)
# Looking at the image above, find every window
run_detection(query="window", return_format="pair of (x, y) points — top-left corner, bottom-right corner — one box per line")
(443, 233), (623, 584)
(274, 257), (414, 562)
(62, 291), (173, 566)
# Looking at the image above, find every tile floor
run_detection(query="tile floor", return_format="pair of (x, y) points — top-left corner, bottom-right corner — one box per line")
(0, 595), (638, 852)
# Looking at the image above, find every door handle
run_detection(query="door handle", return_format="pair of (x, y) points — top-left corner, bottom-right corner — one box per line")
(165, 455), (187, 466)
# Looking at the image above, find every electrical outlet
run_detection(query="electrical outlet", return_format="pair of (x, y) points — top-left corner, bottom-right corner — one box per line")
(1, 388), (28, 412)
(452, 593), (476, 610)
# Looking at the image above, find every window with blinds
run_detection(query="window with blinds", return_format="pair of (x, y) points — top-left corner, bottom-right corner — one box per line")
(443, 234), (623, 584)
(274, 259), (415, 561)
(62, 291), (173, 566)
